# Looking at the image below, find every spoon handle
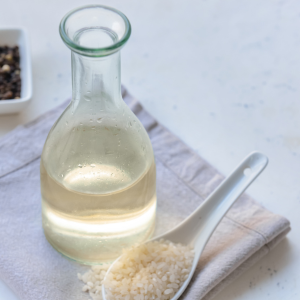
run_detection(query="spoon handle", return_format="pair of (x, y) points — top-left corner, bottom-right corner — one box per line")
(162, 152), (268, 250)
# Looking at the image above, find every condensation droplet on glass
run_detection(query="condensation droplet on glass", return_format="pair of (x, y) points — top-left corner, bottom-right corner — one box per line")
(97, 118), (102, 123)
(66, 121), (68, 126)
(92, 126), (95, 130)
(78, 164), (82, 168)
(91, 164), (96, 167)
(90, 119), (93, 122)
(80, 123), (83, 126)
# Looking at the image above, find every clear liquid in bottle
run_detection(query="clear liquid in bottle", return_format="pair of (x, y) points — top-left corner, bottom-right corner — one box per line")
(41, 157), (156, 263)
(41, 119), (156, 264)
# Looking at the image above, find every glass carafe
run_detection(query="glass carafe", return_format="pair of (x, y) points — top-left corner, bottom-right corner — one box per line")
(40, 5), (156, 264)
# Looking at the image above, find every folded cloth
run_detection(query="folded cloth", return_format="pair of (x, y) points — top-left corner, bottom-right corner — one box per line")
(0, 87), (290, 300)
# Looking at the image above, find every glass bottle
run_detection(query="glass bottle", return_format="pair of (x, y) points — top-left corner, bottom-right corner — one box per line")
(40, 5), (156, 264)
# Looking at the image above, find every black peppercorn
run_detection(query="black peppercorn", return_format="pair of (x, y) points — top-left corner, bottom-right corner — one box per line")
(0, 46), (21, 100)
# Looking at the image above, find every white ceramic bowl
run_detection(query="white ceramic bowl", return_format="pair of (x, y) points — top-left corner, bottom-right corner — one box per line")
(0, 28), (32, 114)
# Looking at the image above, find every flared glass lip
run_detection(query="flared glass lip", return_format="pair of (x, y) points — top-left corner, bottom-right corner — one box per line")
(59, 4), (131, 57)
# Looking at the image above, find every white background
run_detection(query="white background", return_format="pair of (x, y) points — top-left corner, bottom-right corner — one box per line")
(0, 0), (299, 299)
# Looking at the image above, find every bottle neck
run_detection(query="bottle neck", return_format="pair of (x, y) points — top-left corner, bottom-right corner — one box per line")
(71, 51), (122, 110)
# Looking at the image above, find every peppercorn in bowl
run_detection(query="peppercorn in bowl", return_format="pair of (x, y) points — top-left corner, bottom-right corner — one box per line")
(0, 28), (32, 114)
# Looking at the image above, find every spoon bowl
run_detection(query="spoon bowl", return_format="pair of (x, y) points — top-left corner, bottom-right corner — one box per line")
(102, 151), (268, 300)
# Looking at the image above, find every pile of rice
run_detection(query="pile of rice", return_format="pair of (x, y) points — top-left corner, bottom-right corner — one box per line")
(78, 239), (194, 300)
(78, 264), (110, 300)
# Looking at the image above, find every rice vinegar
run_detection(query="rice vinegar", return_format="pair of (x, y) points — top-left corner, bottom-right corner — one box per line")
(41, 5), (157, 264)
(41, 159), (156, 264)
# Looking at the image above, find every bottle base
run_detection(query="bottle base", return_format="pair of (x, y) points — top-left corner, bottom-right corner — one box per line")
(42, 201), (156, 264)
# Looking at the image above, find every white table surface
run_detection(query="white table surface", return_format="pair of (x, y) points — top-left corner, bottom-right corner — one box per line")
(0, 0), (299, 299)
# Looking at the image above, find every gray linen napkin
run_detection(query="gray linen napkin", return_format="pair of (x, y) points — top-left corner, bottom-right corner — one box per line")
(0, 88), (290, 300)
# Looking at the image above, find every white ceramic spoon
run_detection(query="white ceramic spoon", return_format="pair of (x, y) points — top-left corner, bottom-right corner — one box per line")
(102, 151), (268, 300)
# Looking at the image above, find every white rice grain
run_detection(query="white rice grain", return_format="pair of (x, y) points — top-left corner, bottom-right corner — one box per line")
(78, 239), (194, 300)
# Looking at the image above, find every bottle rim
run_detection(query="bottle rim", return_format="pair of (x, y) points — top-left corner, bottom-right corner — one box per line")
(59, 4), (131, 57)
